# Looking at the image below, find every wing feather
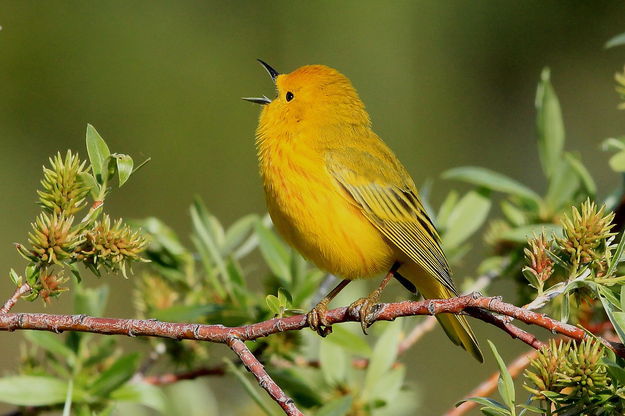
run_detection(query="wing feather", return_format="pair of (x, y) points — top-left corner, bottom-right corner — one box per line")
(326, 148), (455, 293)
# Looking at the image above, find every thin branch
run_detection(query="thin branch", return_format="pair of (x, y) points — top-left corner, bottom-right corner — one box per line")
(0, 295), (618, 354)
(444, 348), (539, 416)
(0, 284), (31, 314)
(398, 316), (438, 355)
(2, 294), (623, 415)
(398, 266), (503, 354)
(143, 365), (226, 385)
(227, 337), (303, 416)
(467, 308), (545, 350)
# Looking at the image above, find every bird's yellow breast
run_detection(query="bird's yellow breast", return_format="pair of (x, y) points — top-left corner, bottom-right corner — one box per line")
(258, 132), (394, 279)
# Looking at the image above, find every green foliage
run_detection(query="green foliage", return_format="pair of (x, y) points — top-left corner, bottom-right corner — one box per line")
(523, 339), (624, 415)
(9, 285), (165, 414)
(4, 60), (625, 416)
(11, 125), (148, 303)
(460, 341), (518, 416)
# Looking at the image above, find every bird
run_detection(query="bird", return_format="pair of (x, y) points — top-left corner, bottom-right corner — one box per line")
(244, 60), (483, 362)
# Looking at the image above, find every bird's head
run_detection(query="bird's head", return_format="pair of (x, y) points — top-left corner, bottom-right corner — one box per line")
(245, 60), (370, 134)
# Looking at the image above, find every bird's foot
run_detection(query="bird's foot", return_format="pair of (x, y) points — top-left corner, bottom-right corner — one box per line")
(307, 300), (333, 337)
(347, 293), (381, 335)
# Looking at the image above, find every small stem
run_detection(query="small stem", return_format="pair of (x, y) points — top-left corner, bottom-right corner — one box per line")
(227, 337), (303, 416)
(0, 284), (31, 314)
(143, 366), (226, 385)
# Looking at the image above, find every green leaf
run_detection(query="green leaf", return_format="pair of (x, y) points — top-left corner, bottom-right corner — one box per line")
(265, 295), (281, 315)
(602, 137), (625, 152)
(561, 292), (570, 323)
(608, 231), (625, 278)
(141, 217), (187, 256)
(370, 365), (405, 403)
(500, 224), (562, 243)
(458, 397), (509, 411)
(600, 295), (625, 344)
(63, 378), (73, 416)
(23, 331), (75, 359)
(110, 382), (167, 412)
(612, 311), (625, 344)
(437, 190), (459, 227)
(518, 404), (547, 414)
(78, 172), (100, 200)
(90, 353), (140, 397)
(114, 154), (134, 187)
(74, 285), (109, 316)
(443, 167), (540, 204)
(325, 326), (372, 356)
(565, 152), (596, 197)
(191, 200), (229, 298)
(277, 287), (293, 307)
(255, 220), (292, 284)
(521, 268), (541, 291)
(316, 395), (353, 416)
(606, 32), (625, 48)
(487, 340), (515, 411)
(482, 408), (512, 416)
(443, 190), (491, 250)
(319, 338), (347, 385)
(363, 321), (401, 397)
(86, 124), (111, 183)
(535, 68), (565, 179)
(602, 358), (625, 386)
(9, 269), (21, 286)
(609, 151), (625, 172)
(597, 285), (620, 310)
(223, 214), (259, 255)
(500, 201), (527, 227)
(0, 376), (72, 406)
(544, 157), (580, 213)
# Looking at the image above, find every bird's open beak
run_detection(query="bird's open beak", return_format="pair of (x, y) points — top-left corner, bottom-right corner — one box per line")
(242, 59), (280, 105)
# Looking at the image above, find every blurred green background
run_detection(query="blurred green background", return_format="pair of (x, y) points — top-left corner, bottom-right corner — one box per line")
(1, 1), (625, 414)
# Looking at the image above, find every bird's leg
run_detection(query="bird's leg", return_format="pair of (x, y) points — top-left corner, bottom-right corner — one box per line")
(307, 279), (351, 337)
(348, 262), (401, 334)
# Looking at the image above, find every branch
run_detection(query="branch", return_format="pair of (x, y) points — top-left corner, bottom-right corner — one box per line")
(143, 365), (226, 385)
(2, 294), (623, 415)
(0, 284), (31, 314)
(0, 295), (617, 352)
(444, 348), (538, 416)
(398, 266), (503, 354)
(227, 337), (303, 416)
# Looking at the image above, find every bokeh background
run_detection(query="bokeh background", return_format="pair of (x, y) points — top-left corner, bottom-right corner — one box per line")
(1, 1), (625, 415)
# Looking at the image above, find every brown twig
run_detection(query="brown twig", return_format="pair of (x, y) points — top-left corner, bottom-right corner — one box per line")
(0, 284), (31, 314)
(398, 265), (504, 355)
(0, 295), (616, 353)
(227, 337), (303, 416)
(1, 294), (623, 415)
(444, 348), (539, 416)
(143, 365), (227, 385)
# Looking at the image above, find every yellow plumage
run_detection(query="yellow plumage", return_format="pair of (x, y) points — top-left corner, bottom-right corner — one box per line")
(251, 63), (482, 362)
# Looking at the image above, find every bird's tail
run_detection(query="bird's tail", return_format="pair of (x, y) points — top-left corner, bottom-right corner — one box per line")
(398, 262), (483, 362)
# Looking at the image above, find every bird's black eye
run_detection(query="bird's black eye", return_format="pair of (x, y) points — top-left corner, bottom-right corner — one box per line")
(286, 91), (294, 102)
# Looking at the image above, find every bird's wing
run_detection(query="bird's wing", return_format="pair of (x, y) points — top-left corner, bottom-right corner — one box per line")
(326, 146), (455, 293)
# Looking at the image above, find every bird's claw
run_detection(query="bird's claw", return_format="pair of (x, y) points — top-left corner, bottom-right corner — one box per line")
(347, 296), (379, 335)
(307, 301), (333, 337)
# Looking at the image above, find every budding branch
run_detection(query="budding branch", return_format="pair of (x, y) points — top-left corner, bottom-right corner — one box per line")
(1, 290), (623, 416)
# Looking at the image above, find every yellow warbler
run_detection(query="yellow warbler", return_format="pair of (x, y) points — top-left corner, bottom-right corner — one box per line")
(245, 60), (482, 362)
